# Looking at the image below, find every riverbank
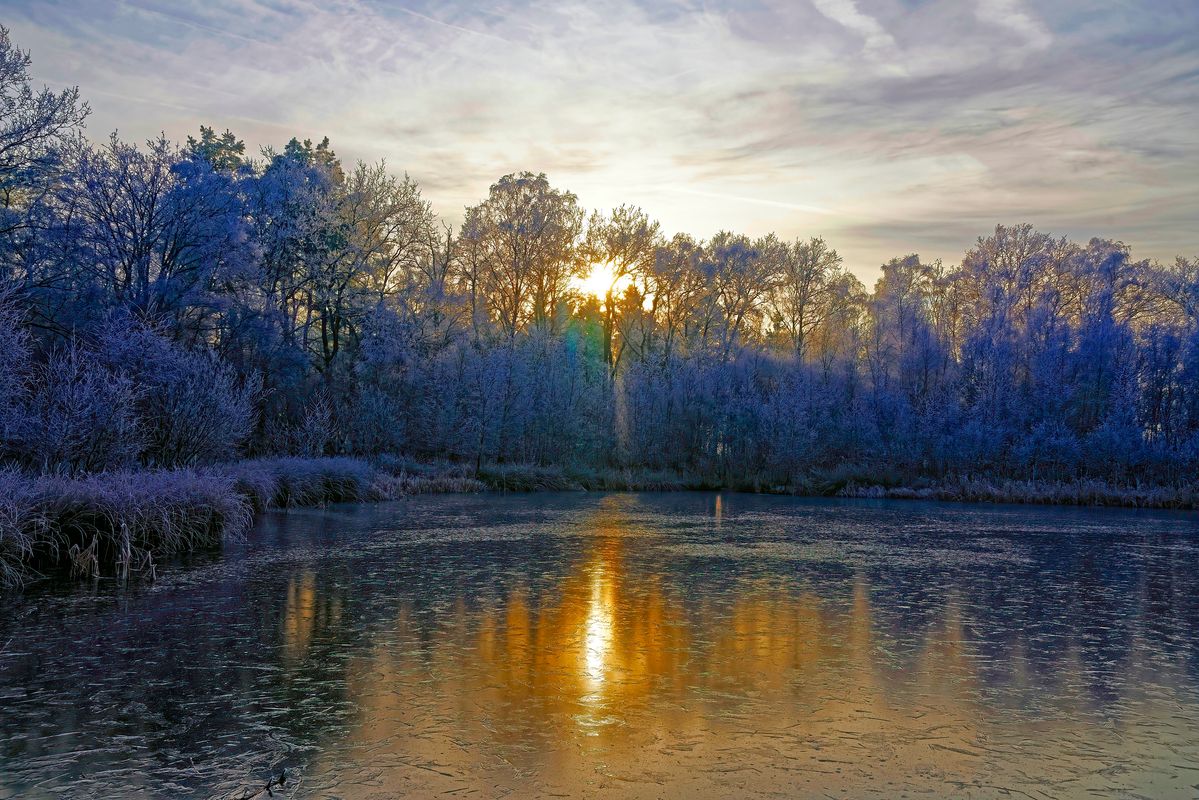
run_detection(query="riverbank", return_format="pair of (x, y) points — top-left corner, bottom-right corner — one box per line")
(477, 462), (1199, 510)
(835, 477), (1199, 509)
(1, 457), (1195, 588)
(0, 457), (485, 589)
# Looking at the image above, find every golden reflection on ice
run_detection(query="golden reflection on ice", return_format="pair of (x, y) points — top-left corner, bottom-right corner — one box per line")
(582, 561), (613, 690)
(300, 496), (1199, 799)
(280, 569), (341, 661)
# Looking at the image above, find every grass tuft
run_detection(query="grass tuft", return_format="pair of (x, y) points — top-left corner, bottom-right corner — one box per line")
(220, 457), (377, 508)
(0, 456), (500, 589)
(0, 468), (251, 587)
(477, 464), (583, 492)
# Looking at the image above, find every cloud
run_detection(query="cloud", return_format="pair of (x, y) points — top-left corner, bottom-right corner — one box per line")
(974, 0), (1052, 60)
(0, 0), (1195, 276)
(660, 186), (833, 216)
(809, 0), (902, 66)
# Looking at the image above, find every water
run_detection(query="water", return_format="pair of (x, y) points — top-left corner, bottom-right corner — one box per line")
(2, 492), (1199, 799)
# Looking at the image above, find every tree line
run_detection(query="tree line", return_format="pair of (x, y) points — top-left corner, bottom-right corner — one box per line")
(2, 27), (1197, 487)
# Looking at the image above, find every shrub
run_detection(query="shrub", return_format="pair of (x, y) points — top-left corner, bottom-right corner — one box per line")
(96, 321), (256, 468)
(0, 287), (32, 455)
(21, 343), (143, 475)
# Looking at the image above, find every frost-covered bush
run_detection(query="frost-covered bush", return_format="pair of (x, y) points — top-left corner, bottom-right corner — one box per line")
(347, 386), (404, 454)
(22, 343), (143, 476)
(96, 321), (256, 468)
(0, 289), (31, 453)
(1010, 422), (1082, 481)
(295, 393), (335, 457)
(0, 291), (144, 476)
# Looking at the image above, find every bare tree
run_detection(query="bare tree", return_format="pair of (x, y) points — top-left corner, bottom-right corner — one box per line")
(585, 205), (662, 374)
(768, 236), (843, 361)
(463, 172), (585, 337)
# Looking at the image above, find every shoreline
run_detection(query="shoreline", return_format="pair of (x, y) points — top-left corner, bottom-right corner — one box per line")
(1, 456), (1195, 590)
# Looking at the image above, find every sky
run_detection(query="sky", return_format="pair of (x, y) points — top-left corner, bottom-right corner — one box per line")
(3, 0), (1197, 282)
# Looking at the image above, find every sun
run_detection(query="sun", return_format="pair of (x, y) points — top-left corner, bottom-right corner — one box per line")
(574, 262), (632, 304)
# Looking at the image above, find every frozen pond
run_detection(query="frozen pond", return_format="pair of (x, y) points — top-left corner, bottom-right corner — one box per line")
(2, 492), (1199, 798)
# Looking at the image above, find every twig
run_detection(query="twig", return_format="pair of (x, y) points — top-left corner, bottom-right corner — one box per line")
(230, 769), (288, 800)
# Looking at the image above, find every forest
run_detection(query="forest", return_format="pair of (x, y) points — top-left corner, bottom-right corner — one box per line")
(1, 26), (1197, 584)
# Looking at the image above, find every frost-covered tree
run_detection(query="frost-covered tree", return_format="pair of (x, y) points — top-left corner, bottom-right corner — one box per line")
(0, 25), (88, 245)
(585, 205), (661, 372)
(33, 134), (252, 336)
(463, 172), (585, 337)
(2, 27), (1198, 487)
(768, 237), (843, 362)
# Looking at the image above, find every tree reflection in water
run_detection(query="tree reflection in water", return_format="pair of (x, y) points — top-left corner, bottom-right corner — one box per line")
(2, 493), (1198, 799)
(299, 495), (1199, 799)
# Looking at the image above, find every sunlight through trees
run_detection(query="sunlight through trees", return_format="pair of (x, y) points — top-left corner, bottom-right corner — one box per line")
(1, 26), (1198, 489)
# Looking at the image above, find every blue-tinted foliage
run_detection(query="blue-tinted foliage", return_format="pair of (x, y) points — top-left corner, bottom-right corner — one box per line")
(0, 27), (1196, 487)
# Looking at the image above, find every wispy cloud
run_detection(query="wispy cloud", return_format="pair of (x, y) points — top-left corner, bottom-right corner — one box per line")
(1, 0), (1195, 276)
(974, 0), (1052, 61)
(660, 186), (834, 216)
(809, 0), (903, 69)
